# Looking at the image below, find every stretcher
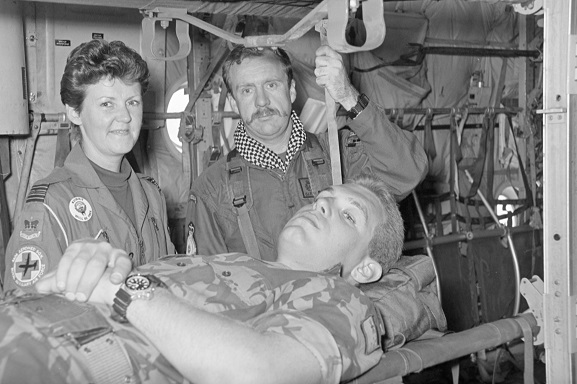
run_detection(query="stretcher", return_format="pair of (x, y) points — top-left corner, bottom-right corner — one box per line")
(351, 312), (538, 384)
(351, 223), (543, 384)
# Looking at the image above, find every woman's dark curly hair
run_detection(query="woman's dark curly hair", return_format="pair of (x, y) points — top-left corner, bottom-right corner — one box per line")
(60, 39), (150, 112)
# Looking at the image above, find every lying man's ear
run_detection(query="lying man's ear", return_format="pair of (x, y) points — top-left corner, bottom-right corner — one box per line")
(350, 257), (383, 285)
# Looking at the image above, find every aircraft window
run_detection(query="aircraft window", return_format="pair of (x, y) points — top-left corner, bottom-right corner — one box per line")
(166, 87), (188, 153)
(496, 186), (519, 227)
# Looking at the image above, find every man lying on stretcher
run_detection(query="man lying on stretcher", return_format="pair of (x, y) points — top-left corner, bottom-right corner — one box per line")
(0, 174), (442, 384)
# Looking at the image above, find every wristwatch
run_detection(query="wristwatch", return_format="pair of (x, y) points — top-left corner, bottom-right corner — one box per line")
(346, 93), (370, 120)
(112, 274), (167, 323)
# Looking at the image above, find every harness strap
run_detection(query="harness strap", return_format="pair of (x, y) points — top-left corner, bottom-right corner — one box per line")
(79, 333), (134, 384)
(226, 135), (331, 258)
(14, 294), (133, 384)
(302, 133), (331, 197)
(226, 151), (261, 260)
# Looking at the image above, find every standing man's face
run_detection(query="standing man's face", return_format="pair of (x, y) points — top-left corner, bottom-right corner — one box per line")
(227, 52), (296, 146)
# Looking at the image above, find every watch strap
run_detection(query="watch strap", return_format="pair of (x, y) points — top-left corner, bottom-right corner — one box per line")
(112, 274), (167, 323)
(346, 93), (370, 120)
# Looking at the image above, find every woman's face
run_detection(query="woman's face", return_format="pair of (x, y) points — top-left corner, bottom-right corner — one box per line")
(66, 76), (143, 171)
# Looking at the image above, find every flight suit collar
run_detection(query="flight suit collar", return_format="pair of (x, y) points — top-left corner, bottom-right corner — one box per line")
(233, 110), (306, 173)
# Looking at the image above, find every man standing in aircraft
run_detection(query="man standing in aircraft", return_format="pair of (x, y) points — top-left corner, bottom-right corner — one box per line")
(0, 175), (404, 384)
(187, 45), (427, 260)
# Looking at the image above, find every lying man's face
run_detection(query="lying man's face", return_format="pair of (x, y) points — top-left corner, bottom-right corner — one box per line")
(277, 183), (384, 282)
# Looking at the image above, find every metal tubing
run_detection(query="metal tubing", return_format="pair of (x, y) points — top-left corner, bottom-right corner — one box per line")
(353, 313), (538, 383)
(411, 190), (442, 304)
(13, 114), (41, 223)
(403, 225), (533, 251)
(464, 170), (521, 316)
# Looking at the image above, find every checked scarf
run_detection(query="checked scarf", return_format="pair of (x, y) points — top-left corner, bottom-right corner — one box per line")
(233, 110), (306, 173)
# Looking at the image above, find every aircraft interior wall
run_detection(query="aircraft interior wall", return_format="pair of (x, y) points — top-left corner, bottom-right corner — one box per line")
(0, 0), (542, 253)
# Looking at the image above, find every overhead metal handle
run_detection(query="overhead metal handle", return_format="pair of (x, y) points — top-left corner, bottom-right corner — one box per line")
(326, 0), (386, 53)
(141, 10), (191, 61)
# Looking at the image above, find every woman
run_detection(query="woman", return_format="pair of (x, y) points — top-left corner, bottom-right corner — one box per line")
(4, 40), (174, 292)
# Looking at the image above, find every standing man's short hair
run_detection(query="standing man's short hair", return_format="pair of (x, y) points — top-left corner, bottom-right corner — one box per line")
(222, 46), (294, 93)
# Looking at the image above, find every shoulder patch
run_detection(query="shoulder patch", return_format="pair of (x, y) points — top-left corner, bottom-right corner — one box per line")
(26, 183), (50, 203)
(10, 245), (47, 287)
(140, 175), (162, 194)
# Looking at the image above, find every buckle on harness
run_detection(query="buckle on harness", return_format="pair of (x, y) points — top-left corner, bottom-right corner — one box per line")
(312, 158), (325, 166)
(65, 327), (113, 348)
(229, 166), (242, 175)
(346, 136), (360, 147)
(233, 196), (247, 208)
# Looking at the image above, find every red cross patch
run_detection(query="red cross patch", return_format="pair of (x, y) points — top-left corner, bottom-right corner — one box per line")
(11, 245), (46, 287)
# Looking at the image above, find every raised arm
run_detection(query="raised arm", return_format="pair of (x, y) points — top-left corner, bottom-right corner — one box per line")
(314, 45), (428, 200)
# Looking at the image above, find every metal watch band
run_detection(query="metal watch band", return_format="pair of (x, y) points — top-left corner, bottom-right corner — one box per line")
(346, 93), (370, 120)
(112, 274), (167, 323)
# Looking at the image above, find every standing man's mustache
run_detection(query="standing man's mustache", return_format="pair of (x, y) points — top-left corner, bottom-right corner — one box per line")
(248, 107), (280, 123)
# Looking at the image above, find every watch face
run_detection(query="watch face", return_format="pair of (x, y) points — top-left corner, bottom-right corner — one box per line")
(125, 275), (151, 291)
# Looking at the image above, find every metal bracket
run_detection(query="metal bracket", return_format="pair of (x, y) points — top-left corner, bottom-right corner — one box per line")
(141, 0), (385, 53)
(141, 8), (191, 61)
(520, 275), (544, 345)
(325, 0), (385, 53)
(178, 112), (201, 144)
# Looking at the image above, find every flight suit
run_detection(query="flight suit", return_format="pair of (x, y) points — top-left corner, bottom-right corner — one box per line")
(4, 144), (175, 292)
(0, 253), (384, 384)
(188, 101), (428, 259)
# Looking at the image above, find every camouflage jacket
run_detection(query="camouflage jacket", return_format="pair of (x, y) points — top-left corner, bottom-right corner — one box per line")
(0, 253), (384, 384)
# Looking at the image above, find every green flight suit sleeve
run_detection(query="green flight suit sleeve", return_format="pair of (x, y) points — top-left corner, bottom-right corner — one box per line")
(4, 202), (67, 293)
(345, 99), (429, 200)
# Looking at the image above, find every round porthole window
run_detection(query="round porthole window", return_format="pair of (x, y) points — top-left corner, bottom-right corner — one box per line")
(166, 86), (189, 154)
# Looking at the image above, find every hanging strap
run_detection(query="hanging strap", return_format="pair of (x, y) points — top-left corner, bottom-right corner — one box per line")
(515, 315), (535, 384)
(465, 109), (495, 201)
(317, 20), (342, 185)
(226, 152), (261, 260)
(423, 109), (437, 161)
(54, 124), (72, 168)
(506, 115), (534, 208)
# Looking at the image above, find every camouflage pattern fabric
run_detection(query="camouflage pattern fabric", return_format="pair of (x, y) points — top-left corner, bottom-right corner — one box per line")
(0, 253), (384, 384)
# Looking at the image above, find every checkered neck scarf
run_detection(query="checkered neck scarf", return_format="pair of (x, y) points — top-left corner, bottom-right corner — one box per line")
(234, 110), (306, 173)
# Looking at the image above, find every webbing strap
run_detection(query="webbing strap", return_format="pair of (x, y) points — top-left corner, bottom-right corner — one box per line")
(465, 110), (495, 201)
(303, 134), (331, 197)
(235, 204), (261, 260)
(451, 362), (460, 384)
(516, 316), (535, 384)
(226, 154), (261, 260)
(317, 24), (342, 185)
(79, 333), (133, 384)
(424, 109), (437, 161)
(506, 115), (534, 207)
(54, 128), (71, 168)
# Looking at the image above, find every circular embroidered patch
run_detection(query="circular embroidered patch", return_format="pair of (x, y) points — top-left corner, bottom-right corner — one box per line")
(69, 197), (93, 222)
(11, 245), (47, 287)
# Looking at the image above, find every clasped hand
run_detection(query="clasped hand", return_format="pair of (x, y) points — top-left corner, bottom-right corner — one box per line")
(35, 239), (132, 306)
